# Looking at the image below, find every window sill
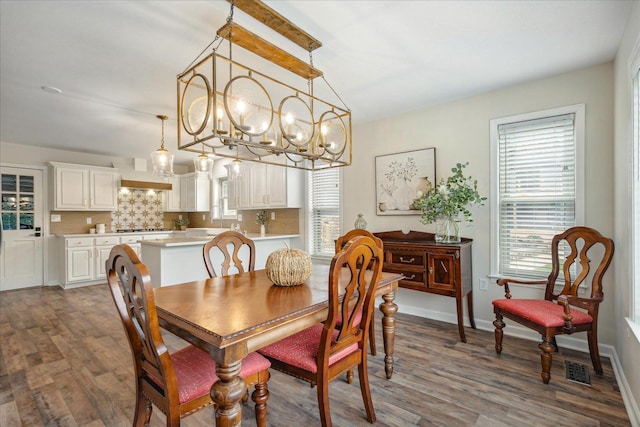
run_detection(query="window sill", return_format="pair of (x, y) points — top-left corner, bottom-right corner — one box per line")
(625, 317), (640, 345)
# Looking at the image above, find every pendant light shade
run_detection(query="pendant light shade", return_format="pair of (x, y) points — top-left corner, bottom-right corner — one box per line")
(194, 151), (214, 177)
(151, 115), (174, 178)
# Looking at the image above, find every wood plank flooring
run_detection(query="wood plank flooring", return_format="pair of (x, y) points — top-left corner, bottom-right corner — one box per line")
(0, 285), (631, 426)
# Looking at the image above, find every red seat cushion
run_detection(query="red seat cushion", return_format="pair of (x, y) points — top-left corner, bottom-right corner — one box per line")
(154, 346), (270, 404)
(492, 299), (593, 328)
(258, 323), (358, 373)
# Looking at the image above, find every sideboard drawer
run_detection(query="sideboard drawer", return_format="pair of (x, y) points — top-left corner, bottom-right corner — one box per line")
(386, 248), (424, 266)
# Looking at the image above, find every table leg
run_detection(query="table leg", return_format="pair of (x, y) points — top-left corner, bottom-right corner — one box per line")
(380, 291), (398, 379)
(210, 360), (246, 426)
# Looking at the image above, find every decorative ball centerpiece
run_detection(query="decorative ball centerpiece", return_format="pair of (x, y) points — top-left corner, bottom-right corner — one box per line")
(265, 247), (312, 287)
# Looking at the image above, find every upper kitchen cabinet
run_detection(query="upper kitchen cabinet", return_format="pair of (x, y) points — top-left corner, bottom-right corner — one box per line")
(229, 162), (303, 210)
(180, 173), (210, 212)
(50, 162), (119, 211)
(163, 176), (182, 212)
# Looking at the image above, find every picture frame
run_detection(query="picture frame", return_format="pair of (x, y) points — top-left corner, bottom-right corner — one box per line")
(375, 148), (436, 216)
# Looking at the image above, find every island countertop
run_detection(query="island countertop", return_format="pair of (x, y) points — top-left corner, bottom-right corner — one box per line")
(140, 234), (300, 247)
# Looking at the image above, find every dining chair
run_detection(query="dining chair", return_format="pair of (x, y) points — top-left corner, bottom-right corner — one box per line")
(203, 230), (256, 278)
(335, 229), (383, 357)
(492, 226), (614, 384)
(106, 244), (271, 426)
(259, 235), (383, 427)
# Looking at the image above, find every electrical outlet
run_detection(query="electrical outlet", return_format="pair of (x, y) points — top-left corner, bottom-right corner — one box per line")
(51, 214), (61, 223)
(237, 214), (243, 221)
(202, 214), (206, 220)
(86, 217), (92, 225)
(271, 211), (276, 220)
(479, 278), (488, 291)
(178, 214), (183, 220)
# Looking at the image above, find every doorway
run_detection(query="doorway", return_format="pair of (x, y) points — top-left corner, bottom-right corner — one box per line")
(1, 165), (44, 290)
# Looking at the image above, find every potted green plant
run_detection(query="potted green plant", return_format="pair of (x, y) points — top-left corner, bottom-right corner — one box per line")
(411, 162), (486, 243)
(256, 210), (267, 236)
(173, 218), (190, 231)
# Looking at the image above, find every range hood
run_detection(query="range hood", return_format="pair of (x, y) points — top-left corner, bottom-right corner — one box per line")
(120, 179), (172, 191)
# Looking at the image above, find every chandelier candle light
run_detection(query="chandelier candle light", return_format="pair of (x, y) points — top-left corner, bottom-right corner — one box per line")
(176, 0), (352, 171)
(411, 162), (486, 243)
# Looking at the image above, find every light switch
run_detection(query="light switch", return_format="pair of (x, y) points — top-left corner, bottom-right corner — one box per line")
(86, 217), (92, 224)
(271, 211), (276, 220)
(51, 214), (61, 223)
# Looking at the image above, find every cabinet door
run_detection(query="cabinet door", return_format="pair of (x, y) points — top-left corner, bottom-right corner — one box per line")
(165, 176), (181, 211)
(56, 167), (89, 209)
(90, 170), (118, 210)
(266, 165), (287, 207)
(427, 251), (457, 291)
(66, 247), (93, 282)
(180, 175), (196, 211)
(250, 163), (268, 208)
(194, 175), (210, 212)
(94, 246), (112, 279)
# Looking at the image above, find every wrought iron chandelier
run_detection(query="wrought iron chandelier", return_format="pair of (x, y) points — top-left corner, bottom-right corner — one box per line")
(176, 0), (351, 171)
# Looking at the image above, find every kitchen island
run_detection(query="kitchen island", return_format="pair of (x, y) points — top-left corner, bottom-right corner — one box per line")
(140, 233), (301, 287)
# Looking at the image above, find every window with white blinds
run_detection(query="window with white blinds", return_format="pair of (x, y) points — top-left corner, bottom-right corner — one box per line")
(307, 168), (341, 258)
(490, 105), (584, 279)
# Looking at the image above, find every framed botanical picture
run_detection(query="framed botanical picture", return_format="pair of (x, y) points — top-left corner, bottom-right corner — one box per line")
(375, 148), (436, 216)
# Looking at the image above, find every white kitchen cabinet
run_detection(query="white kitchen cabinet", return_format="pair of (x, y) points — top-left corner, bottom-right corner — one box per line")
(64, 237), (94, 283)
(230, 162), (302, 209)
(94, 236), (120, 279)
(60, 233), (175, 287)
(50, 162), (119, 211)
(180, 173), (210, 212)
(163, 176), (182, 212)
(228, 163), (251, 210)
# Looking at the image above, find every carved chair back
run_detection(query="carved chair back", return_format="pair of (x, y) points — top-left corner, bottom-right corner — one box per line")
(203, 230), (256, 278)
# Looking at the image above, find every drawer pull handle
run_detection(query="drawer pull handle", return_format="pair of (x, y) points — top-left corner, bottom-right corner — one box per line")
(399, 256), (415, 263)
(406, 274), (416, 280)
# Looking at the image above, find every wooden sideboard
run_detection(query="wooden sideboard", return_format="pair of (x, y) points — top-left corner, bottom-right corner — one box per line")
(374, 230), (475, 342)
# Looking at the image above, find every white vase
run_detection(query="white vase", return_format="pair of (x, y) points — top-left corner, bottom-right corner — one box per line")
(435, 215), (461, 243)
(260, 224), (266, 237)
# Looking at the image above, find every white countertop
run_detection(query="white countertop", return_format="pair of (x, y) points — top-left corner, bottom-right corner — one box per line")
(57, 230), (179, 237)
(140, 234), (300, 247)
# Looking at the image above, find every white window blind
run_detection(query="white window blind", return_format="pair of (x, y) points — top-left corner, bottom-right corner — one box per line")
(308, 168), (340, 258)
(497, 113), (577, 279)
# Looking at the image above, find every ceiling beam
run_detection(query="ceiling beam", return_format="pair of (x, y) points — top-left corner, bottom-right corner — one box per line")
(227, 0), (322, 52)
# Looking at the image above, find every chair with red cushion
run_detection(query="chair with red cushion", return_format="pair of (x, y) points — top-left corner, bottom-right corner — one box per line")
(492, 226), (614, 384)
(260, 235), (383, 427)
(106, 244), (270, 426)
(335, 229), (383, 357)
(203, 230), (256, 278)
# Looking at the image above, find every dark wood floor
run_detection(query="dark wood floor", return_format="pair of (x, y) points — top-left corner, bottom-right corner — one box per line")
(0, 285), (630, 426)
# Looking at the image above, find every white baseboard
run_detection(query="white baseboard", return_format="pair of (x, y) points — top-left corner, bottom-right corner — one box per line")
(397, 305), (639, 426)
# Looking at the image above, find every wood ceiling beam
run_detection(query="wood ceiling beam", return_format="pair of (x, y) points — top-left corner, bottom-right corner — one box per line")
(227, 0), (322, 52)
(217, 22), (323, 80)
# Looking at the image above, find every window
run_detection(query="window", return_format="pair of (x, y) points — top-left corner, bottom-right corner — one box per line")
(216, 177), (236, 218)
(307, 168), (341, 258)
(490, 105), (585, 279)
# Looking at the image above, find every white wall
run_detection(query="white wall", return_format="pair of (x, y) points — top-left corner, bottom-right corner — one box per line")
(346, 62), (615, 340)
(614, 0), (640, 421)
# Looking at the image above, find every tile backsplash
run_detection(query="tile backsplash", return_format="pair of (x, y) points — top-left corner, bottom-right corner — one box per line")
(111, 189), (164, 229)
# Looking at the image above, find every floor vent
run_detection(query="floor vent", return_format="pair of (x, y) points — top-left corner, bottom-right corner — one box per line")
(565, 360), (591, 386)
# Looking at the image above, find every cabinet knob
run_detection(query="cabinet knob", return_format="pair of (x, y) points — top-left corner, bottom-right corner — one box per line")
(428, 267), (433, 275)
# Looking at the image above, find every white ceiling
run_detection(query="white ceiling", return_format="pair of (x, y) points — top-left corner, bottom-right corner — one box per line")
(0, 0), (634, 166)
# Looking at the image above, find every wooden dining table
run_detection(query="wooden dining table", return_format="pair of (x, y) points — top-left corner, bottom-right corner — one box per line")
(153, 263), (402, 426)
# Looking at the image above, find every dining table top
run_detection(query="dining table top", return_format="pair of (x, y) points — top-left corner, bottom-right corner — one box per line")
(153, 264), (402, 357)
